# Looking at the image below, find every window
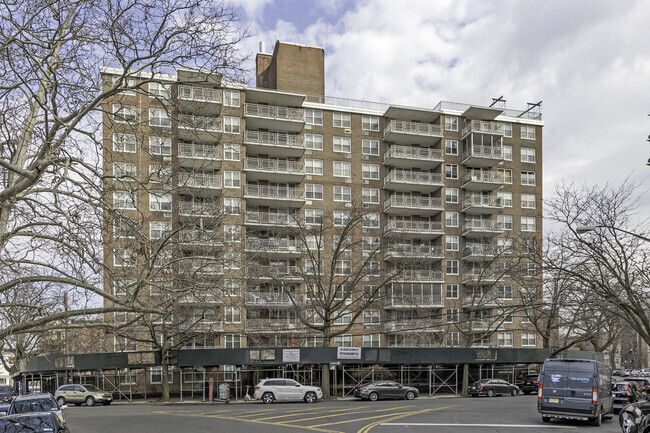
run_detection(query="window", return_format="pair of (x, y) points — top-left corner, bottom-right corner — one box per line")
(223, 116), (240, 133)
(224, 225), (241, 242)
(446, 308), (459, 323)
(333, 136), (352, 153)
(223, 89), (240, 107)
(152, 251), (172, 268)
(225, 334), (241, 348)
(362, 139), (380, 156)
(114, 219), (136, 238)
(305, 183), (323, 200)
(362, 164), (380, 180)
(149, 193), (172, 212)
(497, 238), (514, 254)
(149, 108), (171, 128)
(498, 168), (512, 184)
(445, 164), (458, 179)
(362, 188), (380, 204)
(224, 143), (241, 161)
(333, 211), (351, 226)
(446, 332), (459, 347)
(522, 239), (537, 255)
(114, 191), (136, 209)
(114, 279), (136, 297)
(521, 147), (536, 163)
(305, 133), (323, 150)
(500, 309), (514, 323)
(334, 335), (352, 347)
(446, 235), (459, 251)
(521, 125), (536, 140)
(224, 306), (241, 323)
(444, 115), (458, 131)
(333, 112), (351, 128)
(305, 159), (323, 175)
(522, 332), (536, 347)
(446, 260), (459, 275)
(502, 123), (513, 138)
(362, 237), (380, 254)
(306, 234), (322, 250)
(150, 221), (171, 239)
(498, 332), (513, 347)
(446, 211), (459, 227)
(224, 252), (241, 269)
(224, 197), (241, 214)
(497, 191), (512, 207)
(498, 214), (513, 230)
(503, 145), (513, 161)
(148, 82), (171, 99)
(113, 104), (136, 123)
(363, 285), (379, 301)
(445, 188), (459, 203)
(523, 262), (537, 277)
(114, 248), (136, 267)
(223, 279), (241, 297)
(521, 193), (536, 209)
(362, 213), (380, 228)
(112, 76), (136, 95)
(151, 366), (174, 384)
(497, 285), (513, 300)
(334, 310), (352, 325)
(446, 284), (459, 299)
(333, 161), (352, 177)
(149, 136), (171, 155)
(305, 109), (323, 125)
(113, 162), (137, 179)
(363, 334), (381, 348)
(224, 171), (241, 188)
(445, 139), (458, 155)
(333, 185), (351, 202)
(521, 170), (536, 186)
(364, 261), (380, 276)
(304, 208), (323, 225)
(113, 133), (136, 153)
(362, 115), (379, 131)
(521, 216), (536, 232)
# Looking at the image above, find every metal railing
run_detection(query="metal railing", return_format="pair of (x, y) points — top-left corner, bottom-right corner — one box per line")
(245, 319), (300, 332)
(178, 143), (221, 159)
(385, 244), (444, 258)
(245, 237), (304, 253)
(384, 195), (443, 210)
(384, 294), (443, 307)
(384, 318), (444, 332)
(244, 130), (303, 148)
(397, 269), (444, 281)
(462, 120), (504, 136)
(384, 145), (443, 162)
(178, 172), (222, 189)
(462, 268), (499, 281)
(244, 157), (304, 174)
(244, 103), (304, 121)
(246, 264), (302, 279)
(385, 170), (443, 186)
(178, 201), (219, 217)
(178, 230), (218, 244)
(244, 211), (299, 226)
(177, 85), (222, 103)
(462, 244), (499, 257)
(462, 195), (503, 208)
(180, 258), (223, 274)
(384, 219), (443, 233)
(384, 120), (443, 138)
(462, 220), (502, 233)
(178, 114), (221, 131)
(304, 94), (389, 112)
(462, 145), (503, 160)
(461, 170), (504, 185)
(245, 292), (305, 306)
(244, 184), (304, 200)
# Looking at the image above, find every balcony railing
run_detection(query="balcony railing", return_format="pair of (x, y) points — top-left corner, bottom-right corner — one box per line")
(178, 172), (222, 189)
(384, 219), (443, 234)
(244, 211), (299, 227)
(462, 294), (499, 306)
(178, 114), (221, 131)
(178, 85), (222, 103)
(244, 157), (304, 174)
(462, 120), (504, 136)
(462, 195), (503, 209)
(178, 229), (219, 244)
(178, 143), (221, 160)
(384, 319), (444, 332)
(245, 318), (300, 332)
(384, 294), (443, 308)
(462, 220), (502, 233)
(244, 103), (304, 121)
(384, 195), (443, 211)
(384, 145), (443, 162)
(245, 292), (305, 306)
(244, 185), (304, 200)
(180, 258), (223, 274)
(384, 170), (443, 186)
(463, 268), (499, 281)
(397, 269), (444, 281)
(462, 244), (499, 258)
(384, 120), (443, 138)
(459, 319), (493, 331)
(245, 237), (304, 254)
(385, 244), (444, 259)
(244, 130), (303, 148)
(462, 145), (503, 161)
(178, 201), (219, 217)
(461, 170), (504, 185)
(246, 264), (302, 279)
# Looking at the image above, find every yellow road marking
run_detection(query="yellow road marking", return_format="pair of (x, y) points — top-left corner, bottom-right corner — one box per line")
(356, 405), (455, 433)
(311, 408), (431, 428)
(256, 405), (413, 422)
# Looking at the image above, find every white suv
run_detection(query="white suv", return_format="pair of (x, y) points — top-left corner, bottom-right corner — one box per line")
(253, 378), (322, 403)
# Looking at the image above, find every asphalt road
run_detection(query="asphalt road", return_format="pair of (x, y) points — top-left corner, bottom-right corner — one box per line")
(63, 394), (622, 433)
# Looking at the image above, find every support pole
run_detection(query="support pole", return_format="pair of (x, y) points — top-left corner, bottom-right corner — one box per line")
(461, 364), (468, 397)
(208, 377), (214, 403)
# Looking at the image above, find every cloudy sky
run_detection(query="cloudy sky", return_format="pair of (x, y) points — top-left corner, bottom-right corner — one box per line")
(231, 0), (650, 211)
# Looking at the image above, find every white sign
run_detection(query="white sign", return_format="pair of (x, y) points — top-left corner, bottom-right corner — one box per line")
(283, 349), (300, 363)
(337, 347), (361, 360)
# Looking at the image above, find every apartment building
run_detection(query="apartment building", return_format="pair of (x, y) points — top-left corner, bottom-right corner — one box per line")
(101, 41), (543, 352)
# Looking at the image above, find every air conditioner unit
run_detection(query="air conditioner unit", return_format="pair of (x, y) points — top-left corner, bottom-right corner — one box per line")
(344, 129), (351, 134)
(345, 178), (352, 183)
(306, 200), (312, 205)
(163, 156), (171, 162)
(305, 150), (312, 155)
(345, 203), (352, 208)
(362, 204), (370, 209)
(362, 155), (369, 160)
(345, 153), (352, 158)
(362, 131), (370, 136)
(306, 175), (312, 180)
(305, 125), (312, 130)
(163, 212), (172, 219)
(363, 180), (369, 184)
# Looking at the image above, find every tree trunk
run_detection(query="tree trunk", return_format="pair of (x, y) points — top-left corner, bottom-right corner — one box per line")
(160, 348), (170, 403)
(321, 363), (330, 399)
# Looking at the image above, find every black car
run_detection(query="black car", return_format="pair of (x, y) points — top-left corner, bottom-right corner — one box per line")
(619, 399), (650, 433)
(626, 378), (650, 395)
(613, 381), (645, 413)
(353, 381), (419, 401)
(5, 393), (66, 424)
(519, 374), (539, 395)
(0, 386), (15, 404)
(468, 378), (519, 397)
(0, 412), (69, 433)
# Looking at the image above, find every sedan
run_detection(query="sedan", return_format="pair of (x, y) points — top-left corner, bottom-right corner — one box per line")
(0, 412), (69, 433)
(353, 381), (419, 401)
(468, 378), (519, 397)
(619, 399), (650, 433)
(0, 386), (15, 404)
(614, 381), (645, 413)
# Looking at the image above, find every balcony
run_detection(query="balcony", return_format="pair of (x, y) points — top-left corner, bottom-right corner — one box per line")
(461, 145), (504, 168)
(462, 195), (504, 214)
(244, 130), (304, 158)
(384, 293), (444, 309)
(461, 220), (503, 238)
(462, 244), (499, 262)
(383, 120), (443, 145)
(244, 211), (300, 230)
(383, 219), (443, 239)
(178, 114), (221, 142)
(462, 293), (500, 308)
(179, 257), (223, 275)
(461, 170), (504, 191)
(178, 143), (222, 170)
(244, 184), (305, 207)
(396, 269), (444, 282)
(246, 264), (302, 281)
(245, 237), (305, 256)
(178, 229), (221, 250)
(244, 157), (305, 182)
(178, 172), (222, 194)
(458, 319), (495, 332)
(384, 244), (444, 261)
(244, 103), (305, 132)
(245, 318), (301, 333)
(461, 120), (504, 138)
(179, 292), (223, 305)
(384, 195), (443, 216)
(178, 201), (220, 219)
(384, 319), (444, 333)
(462, 268), (500, 284)
(181, 319), (224, 333)
(245, 292), (305, 307)
(384, 145), (443, 169)
(177, 85), (222, 116)
(383, 170), (443, 192)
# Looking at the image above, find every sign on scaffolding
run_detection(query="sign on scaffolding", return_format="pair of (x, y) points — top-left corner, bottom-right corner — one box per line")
(337, 347), (361, 360)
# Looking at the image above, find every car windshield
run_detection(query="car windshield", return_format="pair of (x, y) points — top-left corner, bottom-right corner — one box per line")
(0, 386), (12, 393)
(83, 385), (102, 392)
(9, 398), (57, 414)
(0, 416), (56, 433)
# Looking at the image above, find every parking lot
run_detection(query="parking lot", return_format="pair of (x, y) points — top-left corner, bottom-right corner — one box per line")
(63, 394), (622, 433)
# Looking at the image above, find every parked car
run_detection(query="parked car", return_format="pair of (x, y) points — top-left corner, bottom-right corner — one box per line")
(468, 378), (519, 397)
(619, 399), (650, 433)
(624, 369), (633, 377)
(613, 381), (645, 413)
(626, 378), (650, 395)
(55, 383), (113, 407)
(253, 379), (322, 404)
(0, 412), (69, 433)
(3, 393), (66, 423)
(353, 381), (419, 401)
(537, 358), (613, 426)
(0, 386), (15, 404)
(614, 369), (622, 376)
(519, 374), (540, 395)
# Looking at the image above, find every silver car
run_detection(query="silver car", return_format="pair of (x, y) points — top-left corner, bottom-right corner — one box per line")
(253, 378), (322, 403)
(55, 384), (113, 406)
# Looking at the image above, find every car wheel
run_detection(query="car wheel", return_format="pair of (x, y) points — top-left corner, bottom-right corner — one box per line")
(85, 396), (95, 407)
(542, 416), (551, 423)
(405, 391), (415, 400)
(487, 388), (495, 397)
(369, 392), (378, 401)
(262, 392), (274, 404)
(621, 412), (638, 433)
(304, 392), (317, 403)
(511, 388), (518, 397)
(56, 397), (65, 407)
(588, 411), (602, 426)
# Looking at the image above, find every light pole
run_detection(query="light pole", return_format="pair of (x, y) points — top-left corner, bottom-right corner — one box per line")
(576, 225), (650, 243)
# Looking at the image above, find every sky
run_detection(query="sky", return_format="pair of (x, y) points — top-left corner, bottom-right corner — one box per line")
(230, 0), (650, 217)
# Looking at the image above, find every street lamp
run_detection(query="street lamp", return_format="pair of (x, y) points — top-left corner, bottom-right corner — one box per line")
(576, 225), (650, 243)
